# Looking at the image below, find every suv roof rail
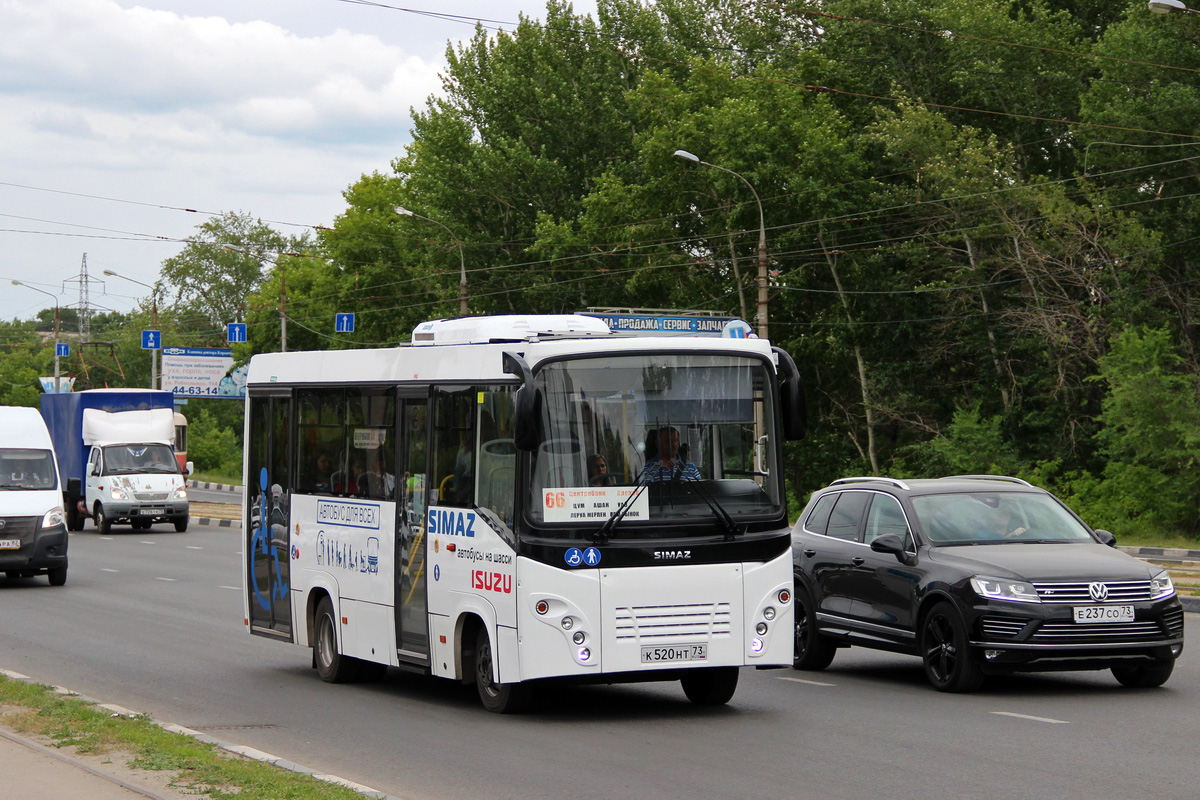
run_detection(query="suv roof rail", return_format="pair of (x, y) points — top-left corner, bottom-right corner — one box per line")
(828, 476), (911, 491)
(941, 474), (1032, 487)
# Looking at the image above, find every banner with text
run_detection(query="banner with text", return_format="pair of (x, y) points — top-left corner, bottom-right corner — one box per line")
(161, 347), (247, 398)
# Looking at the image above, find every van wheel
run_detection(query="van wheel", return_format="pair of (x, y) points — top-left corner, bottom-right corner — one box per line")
(314, 598), (360, 683)
(66, 506), (82, 532)
(474, 626), (531, 713)
(174, 516), (189, 532)
(47, 567), (67, 587)
(93, 503), (112, 534)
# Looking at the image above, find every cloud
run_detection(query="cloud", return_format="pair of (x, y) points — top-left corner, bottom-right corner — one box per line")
(0, 0), (442, 147)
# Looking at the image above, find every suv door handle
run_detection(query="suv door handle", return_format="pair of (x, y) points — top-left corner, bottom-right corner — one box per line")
(852, 557), (865, 566)
(803, 549), (816, 558)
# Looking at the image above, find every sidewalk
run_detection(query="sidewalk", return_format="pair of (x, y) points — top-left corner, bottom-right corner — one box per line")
(0, 726), (190, 800)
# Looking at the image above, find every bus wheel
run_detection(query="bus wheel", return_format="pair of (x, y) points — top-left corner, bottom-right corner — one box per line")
(314, 598), (360, 683)
(680, 667), (739, 706)
(474, 626), (531, 714)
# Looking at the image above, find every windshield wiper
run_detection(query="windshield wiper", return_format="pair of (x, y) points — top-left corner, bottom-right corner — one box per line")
(592, 475), (650, 545)
(676, 475), (744, 540)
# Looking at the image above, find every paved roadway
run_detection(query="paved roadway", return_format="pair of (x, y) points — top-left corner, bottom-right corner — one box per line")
(1, 522), (1197, 800)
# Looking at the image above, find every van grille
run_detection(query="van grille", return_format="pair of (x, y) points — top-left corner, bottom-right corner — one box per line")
(134, 492), (170, 502)
(0, 516), (37, 537)
(614, 603), (732, 641)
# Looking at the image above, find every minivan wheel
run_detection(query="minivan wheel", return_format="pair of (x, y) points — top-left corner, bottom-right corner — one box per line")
(921, 602), (984, 693)
(47, 567), (67, 587)
(1112, 660), (1175, 688)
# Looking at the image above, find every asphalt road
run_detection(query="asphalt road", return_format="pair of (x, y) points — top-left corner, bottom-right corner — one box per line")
(1, 523), (1197, 800)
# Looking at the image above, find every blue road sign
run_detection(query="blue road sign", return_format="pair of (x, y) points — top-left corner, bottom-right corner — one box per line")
(335, 312), (355, 333)
(142, 330), (161, 350)
(56, 343), (69, 358)
(227, 323), (247, 343)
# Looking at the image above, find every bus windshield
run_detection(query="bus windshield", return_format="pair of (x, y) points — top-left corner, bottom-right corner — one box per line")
(527, 353), (782, 529)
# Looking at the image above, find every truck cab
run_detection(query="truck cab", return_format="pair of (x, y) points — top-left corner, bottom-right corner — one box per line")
(86, 440), (190, 533)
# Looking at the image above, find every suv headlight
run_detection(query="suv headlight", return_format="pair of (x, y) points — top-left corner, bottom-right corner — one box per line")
(970, 576), (1041, 603)
(1150, 570), (1175, 600)
(41, 506), (65, 529)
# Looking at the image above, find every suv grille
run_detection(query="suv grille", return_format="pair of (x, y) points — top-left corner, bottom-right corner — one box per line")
(1032, 621), (1167, 642)
(1032, 580), (1153, 604)
(1163, 606), (1185, 638)
(614, 603), (732, 641)
(980, 617), (1026, 639)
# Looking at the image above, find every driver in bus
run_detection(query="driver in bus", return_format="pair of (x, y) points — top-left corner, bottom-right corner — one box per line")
(640, 427), (700, 482)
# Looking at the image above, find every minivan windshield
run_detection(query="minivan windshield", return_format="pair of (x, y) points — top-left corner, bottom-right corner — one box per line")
(0, 448), (57, 489)
(911, 491), (1095, 545)
(526, 353), (782, 535)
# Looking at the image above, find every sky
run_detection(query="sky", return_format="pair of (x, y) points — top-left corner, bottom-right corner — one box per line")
(0, 0), (598, 323)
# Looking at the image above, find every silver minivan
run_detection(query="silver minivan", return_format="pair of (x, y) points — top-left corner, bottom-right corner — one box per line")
(0, 406), (68, 585)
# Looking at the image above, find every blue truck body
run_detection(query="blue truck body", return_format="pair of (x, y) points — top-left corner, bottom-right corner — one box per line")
(39, 389), (176, 485)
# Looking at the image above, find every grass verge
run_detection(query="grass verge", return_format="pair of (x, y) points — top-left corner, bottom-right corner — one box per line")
(0, 675), (366, 800)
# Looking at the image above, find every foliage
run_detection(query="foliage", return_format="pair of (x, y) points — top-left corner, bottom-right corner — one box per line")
(185, 406), (243, 476)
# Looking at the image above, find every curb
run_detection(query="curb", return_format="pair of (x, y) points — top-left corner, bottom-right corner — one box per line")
(194, 516), (235, 527)
(186, 481), (242, 494)
(1119, 545), (1200, 561)
(0, 669), (405, 800)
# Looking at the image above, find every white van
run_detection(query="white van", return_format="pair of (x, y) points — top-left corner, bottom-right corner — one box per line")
(0, 406), (68, 585)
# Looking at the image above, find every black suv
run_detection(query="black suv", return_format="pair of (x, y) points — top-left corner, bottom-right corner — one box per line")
(792, 476), (1184, 691)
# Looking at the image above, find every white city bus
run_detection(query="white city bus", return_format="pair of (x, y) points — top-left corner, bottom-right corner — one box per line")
(242, 315), (806, 712)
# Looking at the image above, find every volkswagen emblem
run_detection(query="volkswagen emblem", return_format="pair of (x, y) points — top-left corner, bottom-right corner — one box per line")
(1088, 582), (1109, 602)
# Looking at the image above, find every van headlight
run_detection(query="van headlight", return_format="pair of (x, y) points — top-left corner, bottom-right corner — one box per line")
(41, 506), (64, 529)
(110, 487), (128, 500)
(970, 576), (1041, 603)
(174, 487), (188, 499)
(1150, 570), (1175, 600)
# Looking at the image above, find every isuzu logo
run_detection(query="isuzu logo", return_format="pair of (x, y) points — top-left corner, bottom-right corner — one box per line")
(1089, 582), (1109, 602)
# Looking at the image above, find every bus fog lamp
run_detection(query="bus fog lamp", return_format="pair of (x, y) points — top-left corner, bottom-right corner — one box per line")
(755, 622), (768, 635)
(763, 606), (776, 621)
(572, 631), (585, 645)
(751, 638), (764, 653)
(561, 616), (574, 630)
(985, 650), (1003, 660)
(578, 647), (591, 661)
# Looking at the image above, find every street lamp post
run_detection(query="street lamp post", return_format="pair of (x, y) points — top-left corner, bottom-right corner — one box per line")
(1149, 0), (1200, 13)
(103, 270), (159, 390)
(12, 280), (62, 393)
(395, 206), (468, 317)
(673, 149), (770, 339)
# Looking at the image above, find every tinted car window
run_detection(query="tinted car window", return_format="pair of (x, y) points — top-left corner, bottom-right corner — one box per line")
(911, 491), (1093, 544)
(864, 494), (908, 544)
(826, 492), (868, 542)
(804, 493), (837, 535)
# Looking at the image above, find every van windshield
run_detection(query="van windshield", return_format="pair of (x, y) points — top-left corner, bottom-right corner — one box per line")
(0, 449), (57, 489)
(102, 444), (179, 474)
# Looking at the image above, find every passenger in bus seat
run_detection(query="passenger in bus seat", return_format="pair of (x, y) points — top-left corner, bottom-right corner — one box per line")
(310, 451), (334, 492)
(639, 427), (700, 482)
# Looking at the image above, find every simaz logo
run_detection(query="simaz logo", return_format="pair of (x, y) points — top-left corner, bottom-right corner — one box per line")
(654, 550), (691, 560)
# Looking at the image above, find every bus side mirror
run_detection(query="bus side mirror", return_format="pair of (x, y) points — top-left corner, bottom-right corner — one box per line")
(773, 346), (808, 441)
(503, 351), (540, 452)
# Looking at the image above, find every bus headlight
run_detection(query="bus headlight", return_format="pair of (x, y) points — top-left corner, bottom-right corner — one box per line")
(560, 616), (574, 630)
(756, 622), (769, 635)
(763, 606), (776, 621)
(572, 631), (586, 645)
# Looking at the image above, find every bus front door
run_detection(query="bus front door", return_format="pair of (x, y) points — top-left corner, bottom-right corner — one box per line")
(396, 397), (429, 661)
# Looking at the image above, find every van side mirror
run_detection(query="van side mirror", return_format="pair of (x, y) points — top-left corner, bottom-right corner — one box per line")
(184, 461), (194, 476)
(90, 463), (101, 477)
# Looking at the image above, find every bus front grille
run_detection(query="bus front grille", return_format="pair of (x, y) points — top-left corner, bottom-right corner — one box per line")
(613, 603), (732, 641)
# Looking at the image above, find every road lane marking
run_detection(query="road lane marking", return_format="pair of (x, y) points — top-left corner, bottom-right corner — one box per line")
(778, 676), (836, 687)
(219, 585), (240, 591)
(990, 711), (1069, 724)
(101, 568), (118, 573)
(141, 541), (157, 545)
(155, 577), (177, 582)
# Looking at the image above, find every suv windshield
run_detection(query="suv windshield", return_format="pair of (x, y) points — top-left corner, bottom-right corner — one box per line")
(102, 444), (179, 474)
(0, 448), (57, 489)
(911, 491), (1095, 545)
(526, 353), (782, 532)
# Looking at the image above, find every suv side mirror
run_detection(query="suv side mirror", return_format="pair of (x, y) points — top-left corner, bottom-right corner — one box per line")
(1093, 529), (1117, 547)
(870, 533), (917, 565)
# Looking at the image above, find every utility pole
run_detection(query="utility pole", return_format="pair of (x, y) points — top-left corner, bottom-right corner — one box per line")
(280, 269), (288, 352)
